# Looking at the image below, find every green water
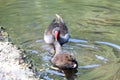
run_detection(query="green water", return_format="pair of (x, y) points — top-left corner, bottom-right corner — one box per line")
(0, 0), (120, 80)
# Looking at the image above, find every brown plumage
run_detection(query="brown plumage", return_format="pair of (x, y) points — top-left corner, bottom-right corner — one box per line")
(51, 41), (78, 70)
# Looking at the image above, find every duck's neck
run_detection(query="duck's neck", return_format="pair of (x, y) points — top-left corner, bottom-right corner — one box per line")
(54, 41), (62, 54)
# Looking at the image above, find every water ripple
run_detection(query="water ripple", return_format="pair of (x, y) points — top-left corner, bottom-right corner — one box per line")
(69, 38), (120, 50)
(46, 69), (64, 76)
(69, 38), (88, 43)
(95, 55), (109, 63)
(95, 41), (120, 50)
(35, 39), (43, 43)
(76, 44), (97, 49)
(28, 50), (38, 54)
(78, 64), (100, 69)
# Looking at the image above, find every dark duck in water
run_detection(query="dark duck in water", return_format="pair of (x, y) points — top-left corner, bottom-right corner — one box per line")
(44, 14), (70, 46)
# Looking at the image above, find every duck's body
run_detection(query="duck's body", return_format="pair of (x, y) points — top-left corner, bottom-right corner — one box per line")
(51, 41), (78, 70)
(44, 14), (70, 46)
(51, 52), (78, 70)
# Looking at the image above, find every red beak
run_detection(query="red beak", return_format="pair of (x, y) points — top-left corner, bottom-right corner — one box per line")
(54, 31), (58, 41)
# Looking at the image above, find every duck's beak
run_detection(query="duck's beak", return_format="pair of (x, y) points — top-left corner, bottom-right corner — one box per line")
(54, 31), (59, 41)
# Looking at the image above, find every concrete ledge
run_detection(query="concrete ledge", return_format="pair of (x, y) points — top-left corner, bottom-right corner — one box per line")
(0, 27), (38, 80)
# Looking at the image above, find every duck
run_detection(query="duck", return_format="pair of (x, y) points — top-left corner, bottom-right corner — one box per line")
(51, 41), (78, 72)
(44, 14), (70, 46)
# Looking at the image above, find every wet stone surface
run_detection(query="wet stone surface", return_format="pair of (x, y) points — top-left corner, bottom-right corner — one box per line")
(0, 27), (38, 80)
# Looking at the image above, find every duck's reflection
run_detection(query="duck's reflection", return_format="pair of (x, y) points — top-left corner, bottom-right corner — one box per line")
(63, 68), (78, 80)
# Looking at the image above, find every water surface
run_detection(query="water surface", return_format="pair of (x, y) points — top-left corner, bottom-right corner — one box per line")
(0, 0), (120, 80)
